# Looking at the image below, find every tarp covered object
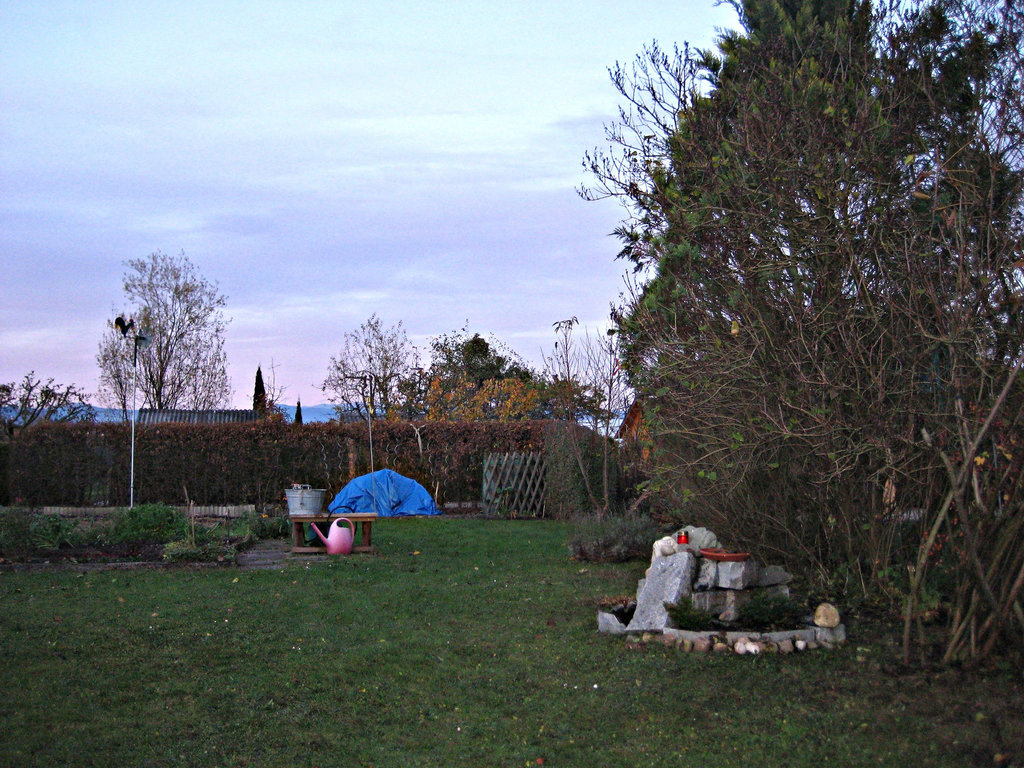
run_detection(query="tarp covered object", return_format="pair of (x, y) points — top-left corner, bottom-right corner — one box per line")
(327, 469), (442, 517)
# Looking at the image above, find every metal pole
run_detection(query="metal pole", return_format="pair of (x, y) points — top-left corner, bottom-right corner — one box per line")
(129, 338), (138, 508)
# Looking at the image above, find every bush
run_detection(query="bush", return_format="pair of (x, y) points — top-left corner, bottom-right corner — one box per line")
(665, 600), (716, 631)
(245, 510), (290, 539)
(28, 513), (82, 549)
(567, 515), (661, 563)
(108, 503), (187, 543)
(735, 591), (807, 631)
(0, 508), (32, 560)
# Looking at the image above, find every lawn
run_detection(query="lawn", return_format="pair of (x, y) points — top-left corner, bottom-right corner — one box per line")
(1, 518), (1020, 767)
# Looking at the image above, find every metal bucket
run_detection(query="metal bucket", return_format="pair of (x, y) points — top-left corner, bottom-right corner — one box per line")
(285, 485), (326, 516)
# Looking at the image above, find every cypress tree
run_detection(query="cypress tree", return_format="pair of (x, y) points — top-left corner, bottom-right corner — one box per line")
(294, 399), (303, 425)
(253, 366), (267, 414)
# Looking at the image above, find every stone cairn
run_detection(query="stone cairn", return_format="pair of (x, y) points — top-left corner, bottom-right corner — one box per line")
(597, 526), (846, 654)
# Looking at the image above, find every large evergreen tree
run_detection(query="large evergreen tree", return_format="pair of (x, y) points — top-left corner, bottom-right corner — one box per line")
(586, 0), (1023, 662)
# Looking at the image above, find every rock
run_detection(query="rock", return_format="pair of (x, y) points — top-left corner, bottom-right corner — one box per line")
(691, 588), (750, 616)
(765, 584), (791, 600)
(597, 611), (627, 635)
(718, 605), (739, 623)
(626, 551), (697, 632)
(756, 565), (793, 587)
(652, 536), (678, 561)
(680, 638), (693, 652)
(683, 526), (720, 550)
(694, 558), (717, 591)
(813, 602), (841, 628)
(692, 637), (711, 653)
(715, 559), (760, 590)
(778, 638), (794, 653)
(795, 639), (807, 651)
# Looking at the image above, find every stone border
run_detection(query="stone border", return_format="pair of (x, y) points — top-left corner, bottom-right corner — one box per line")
(598, 610), (846, 653)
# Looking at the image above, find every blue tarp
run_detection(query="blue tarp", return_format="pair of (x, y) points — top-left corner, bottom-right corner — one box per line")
(327, 469), (442, 517)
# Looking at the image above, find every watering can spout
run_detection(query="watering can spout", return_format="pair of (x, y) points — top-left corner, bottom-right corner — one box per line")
(310, 523), (329, 546)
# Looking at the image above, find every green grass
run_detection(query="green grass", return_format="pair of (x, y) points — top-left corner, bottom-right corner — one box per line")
(1, 518), (1020, 767)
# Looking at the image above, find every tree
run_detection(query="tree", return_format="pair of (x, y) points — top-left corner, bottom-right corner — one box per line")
(419, 328), (542, 421)
(253, 366), (267, 414)
(97, 251), (231, 415)
(543, 318), (633, 515)
(0, 372), (95, 439)
(294, 399), (303, 425)
(322, 314), (420, 420)
(584, 0), (1024, 663)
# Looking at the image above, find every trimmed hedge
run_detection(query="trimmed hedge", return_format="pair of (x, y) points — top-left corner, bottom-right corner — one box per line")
(7, 420), (558, 511)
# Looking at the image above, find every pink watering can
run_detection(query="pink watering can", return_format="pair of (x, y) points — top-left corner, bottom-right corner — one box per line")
(311, 517), (355, 555)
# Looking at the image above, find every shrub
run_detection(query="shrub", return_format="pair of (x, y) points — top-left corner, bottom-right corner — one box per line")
(567, 514), (661, 563)
(0, 508), (32, 560)
(735, 591), (807, 631)
(245, 510), (290, 539)
(665, 600), (716, 631)
(28, 513), (82, 549)
(108, 503), (187, 543)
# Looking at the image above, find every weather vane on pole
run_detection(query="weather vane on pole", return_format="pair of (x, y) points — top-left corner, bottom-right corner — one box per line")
(116, 315), (150, 508)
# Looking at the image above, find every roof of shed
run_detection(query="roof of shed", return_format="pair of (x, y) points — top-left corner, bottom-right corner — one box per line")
(137, 409), (260, 425)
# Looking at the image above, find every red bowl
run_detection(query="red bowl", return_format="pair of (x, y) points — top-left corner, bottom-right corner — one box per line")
(699, 548), (751, 562)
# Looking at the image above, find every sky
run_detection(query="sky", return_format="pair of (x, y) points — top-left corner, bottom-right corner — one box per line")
(1, 0), (738, 410)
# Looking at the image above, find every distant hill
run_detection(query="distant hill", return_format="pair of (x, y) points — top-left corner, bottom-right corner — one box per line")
(277, 403), (336, 423)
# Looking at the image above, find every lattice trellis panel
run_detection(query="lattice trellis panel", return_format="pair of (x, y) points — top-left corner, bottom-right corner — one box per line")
(482, 452), (546, 518)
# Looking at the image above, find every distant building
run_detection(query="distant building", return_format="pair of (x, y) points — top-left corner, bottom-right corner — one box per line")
(136, 409), (260, 426)
(617, 400), (650, 461)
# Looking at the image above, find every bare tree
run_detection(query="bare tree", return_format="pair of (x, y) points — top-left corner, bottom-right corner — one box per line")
(544, 318), (632, 516)
(96, 251), (231, 415)
(0, 372), (94, 439)
(322, 314), (420, 419)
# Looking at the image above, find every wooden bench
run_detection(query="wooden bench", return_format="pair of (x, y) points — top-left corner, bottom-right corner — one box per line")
(289, 512), (378, 554)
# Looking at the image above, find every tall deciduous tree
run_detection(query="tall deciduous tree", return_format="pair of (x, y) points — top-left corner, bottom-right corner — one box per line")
(96, 251), (231, 415)
(543, 318), (632, 515)
(322, 314), (420, 420)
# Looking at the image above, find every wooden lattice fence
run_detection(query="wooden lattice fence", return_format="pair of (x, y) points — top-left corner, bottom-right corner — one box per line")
(481, 452), (545, 518)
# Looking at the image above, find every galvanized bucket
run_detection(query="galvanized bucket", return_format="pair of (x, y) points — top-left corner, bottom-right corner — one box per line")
(284, 484), (326, 516)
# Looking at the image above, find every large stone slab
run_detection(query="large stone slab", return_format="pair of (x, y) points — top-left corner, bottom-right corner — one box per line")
(715, 559), (760, 590)
(626, 550), (697, 632)
(694, 558), (762, 590)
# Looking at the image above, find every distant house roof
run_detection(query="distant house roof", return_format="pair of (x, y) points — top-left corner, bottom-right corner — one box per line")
(137, 409), (260, 426)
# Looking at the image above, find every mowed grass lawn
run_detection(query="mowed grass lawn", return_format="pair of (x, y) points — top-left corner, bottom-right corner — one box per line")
(1, 518), (1020, 767)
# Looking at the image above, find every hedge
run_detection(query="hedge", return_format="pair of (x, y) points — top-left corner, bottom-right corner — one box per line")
(4, 420), (615, 516)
